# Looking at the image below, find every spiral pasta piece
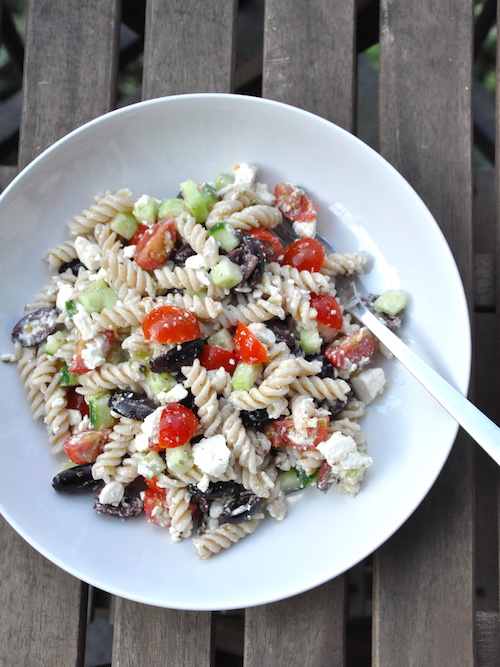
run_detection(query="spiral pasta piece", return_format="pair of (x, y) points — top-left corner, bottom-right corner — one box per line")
(322, 252), (367, 276)
(205, 199), (244, 228)
(216, 293), (285, 328)
(67, 189), (135, 236)
(181, 360), (222, 437)
(92, 418), (141, 484)
(167, 487), (193, 542)
(100, 249), (156, 297)
(230, 357), (300, 411)
(262, 262), (332, 294)
(193, 513), (264, 559)
(226, 204), (282, 231)
(175, 214), (220, 267)
(289, 375), (351, 402)
(44, 373), (70, 452)
(43, 241), (78, 269)
(76, 361), (146, 395)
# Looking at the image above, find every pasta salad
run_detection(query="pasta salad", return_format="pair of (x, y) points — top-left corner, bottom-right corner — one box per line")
(9, 163), (406, 559)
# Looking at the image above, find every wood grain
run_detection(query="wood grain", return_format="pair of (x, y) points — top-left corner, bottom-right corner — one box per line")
(0, 3), (121, 666)
(111, 598), (213, 667)
(19, 0), (121, 168)
(263, 0), (356, 130)
(374, 1), (475, 665)
(142, 0), (237, 100)
(245, 578), (346, 667)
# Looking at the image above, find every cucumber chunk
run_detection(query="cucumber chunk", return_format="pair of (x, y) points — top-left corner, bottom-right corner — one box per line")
(278, 467), (318, 494)
(299, 327), (322, 354)
(209, 221), (240, 252)
(137, 451), (167, 480)
(210, 257), (243, 289)
(132, 195), (159, 226)
(146, 370), (177, 395)
(213, 173), (234, 190)
(166, 443), (194, 475)
(180, 179), (209, 223)
(44, 330), (66, 355)
(88, 391), (116, 429)
(78, 279), (118, 314)
(373, 289), (408, 316)
(59, 365), (79, 387)
(231, 362), (261, 391)
(207, 328), (234, 351)
(158, 198), (188, 218)
(110, 211), (138, 240)
(200, 182), (219, 210)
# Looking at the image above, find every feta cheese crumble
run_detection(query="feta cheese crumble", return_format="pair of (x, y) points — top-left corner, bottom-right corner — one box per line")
(192, 435), (231, 477)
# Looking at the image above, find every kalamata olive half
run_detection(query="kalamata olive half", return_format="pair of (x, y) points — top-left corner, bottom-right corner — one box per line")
(240, 408), (272, 428)
(12, 307), (60, 347)
(52, 463), (103, 494)
(149, 338), (204, 373)
(93, 487), (143, 517)
(265, 317), (296, 347)
(188, 480), (239, 500)
(108, 390), (157, 420)
(172, 243), (196, 267)
(58, 258), (85, 275)
(221, 490), (265, 523)
(226, 231), (265, 286)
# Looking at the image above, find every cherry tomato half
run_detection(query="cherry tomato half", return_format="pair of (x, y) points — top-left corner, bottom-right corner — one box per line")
(310, 292), (343, 330)
(144, 476), (167, 494)
(200, 344), (238, 375)
(282, 238), (325, 273)
(67, 330), (115, 375)
(274, 183), (318, 222)
(133, 217), (177, 270)
(324, 327), (375, 372)
(233, 323), (269, 364)
(247, 228), (285, 263)
(265, 416), (329, 451)
(63, 428), (111, 465)
(129, 223), (149, 246)
(157, 403), (199, 449)
(143, 489), (170, 527)
(142, 305), (201, 345)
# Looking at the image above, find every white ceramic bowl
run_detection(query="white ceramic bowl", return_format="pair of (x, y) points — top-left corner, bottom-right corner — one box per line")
(0, 94), (470, 610)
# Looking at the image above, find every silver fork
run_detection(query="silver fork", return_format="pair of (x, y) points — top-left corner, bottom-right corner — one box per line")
(274, 222), (500, 465)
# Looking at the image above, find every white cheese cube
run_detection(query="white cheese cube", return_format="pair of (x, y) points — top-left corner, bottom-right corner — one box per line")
(350, 368), (386, 405)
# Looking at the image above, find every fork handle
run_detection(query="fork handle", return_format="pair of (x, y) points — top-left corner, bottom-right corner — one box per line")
(359, 309), (500, 465)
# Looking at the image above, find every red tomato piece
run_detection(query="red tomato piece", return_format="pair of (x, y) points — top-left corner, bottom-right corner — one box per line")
(129, 223), (149, 246)
(144, 476), (167, 494)
(143, 489), (170, 527)
(324, 327), (376, 372)
(67, 330), (115, 375)
(310, 292), (343, 330)
(233, 323), (269, 364)
(247, 228), (285, 263)
(133, 217), (177, 270)
(63, 428), (111, 465)
(65, 387), (90, 416)
(142, 305), (201, 344)
(200, 344), (238, 375)
(282, 238), (325, 272)
(274, 183), (318, 222)
(265, 416), (329, 451)
(157, 403), (199, 449)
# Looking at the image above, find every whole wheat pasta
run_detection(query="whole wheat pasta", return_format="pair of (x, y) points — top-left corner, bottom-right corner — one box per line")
(10, 162), (396, 559)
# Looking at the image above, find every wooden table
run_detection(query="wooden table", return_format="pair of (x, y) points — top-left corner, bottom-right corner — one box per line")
(0, 1), (498, 665)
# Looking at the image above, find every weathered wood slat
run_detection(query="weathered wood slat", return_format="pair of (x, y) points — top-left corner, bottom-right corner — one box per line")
(19, 0), (121, 169)
(111, 598), (213, 667)
(244, 579), (346, 667)
(374, 1), (475, 665)
(263, 0), (356, 131)
(0, 3), (121, 666)
(142, 0), (237, 99)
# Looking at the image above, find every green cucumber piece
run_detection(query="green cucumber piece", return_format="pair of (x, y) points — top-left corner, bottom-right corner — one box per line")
(78, 279), (118, 314)
(137, 451), (167, 480)
(132, 195), (159, 226)
(180, 179), (209, 223)
(207, 328), (234, 351)
(299, 327), (322, 354)
(146, 370), (177, 395)
(278, 467), (318, 494)
(166, 443), (194, 475)
(231, 362), (261, 391)
(157, 198), (188, 218)
(200, 182), (219, 210)
(213, 173), (234, 190)
(44, 330), (66, 355)
(209, 221), (240, 252)
(110, 211), (138, 240)
(88, 391), (116, 429)
(210, 257), (243, 289)
(59, 365), (79, 387)
(373, 289), (408, 316)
